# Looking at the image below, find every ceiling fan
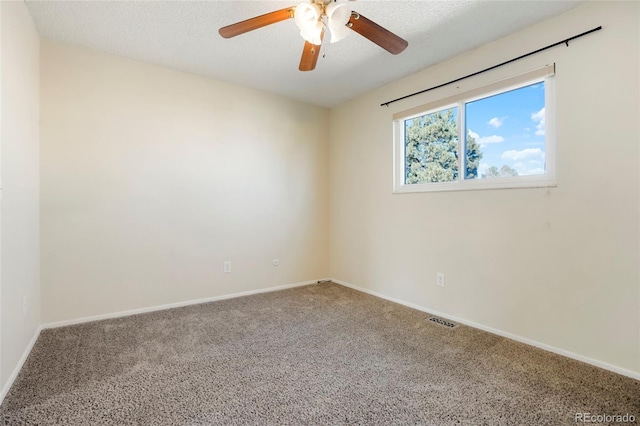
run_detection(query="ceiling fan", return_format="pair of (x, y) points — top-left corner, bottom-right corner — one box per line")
(219, 0), (409, 72)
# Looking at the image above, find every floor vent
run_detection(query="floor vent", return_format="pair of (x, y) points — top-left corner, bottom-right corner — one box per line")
(428, 316), (459, 329)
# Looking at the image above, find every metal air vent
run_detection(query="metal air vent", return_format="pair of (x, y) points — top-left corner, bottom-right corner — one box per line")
(428, 316), (459, 329)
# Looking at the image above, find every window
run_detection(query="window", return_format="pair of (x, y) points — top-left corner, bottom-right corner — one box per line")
(393, 66), (555, 193)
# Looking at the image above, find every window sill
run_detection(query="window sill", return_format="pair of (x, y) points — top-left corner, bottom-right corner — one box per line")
(393, 176), (557, 194)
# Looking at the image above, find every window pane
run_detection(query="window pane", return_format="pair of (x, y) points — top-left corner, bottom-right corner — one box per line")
(404, 107), (458, 184)
(464, 82), (545, 180)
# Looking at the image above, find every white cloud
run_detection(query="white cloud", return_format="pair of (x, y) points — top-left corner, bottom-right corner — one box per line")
(488, 117), (506, 128)
(501, 148), (545, 162)
(478, 162), (490, 177)
(469, 130), (504, 148)
(531, 107), (545, 136)
(513, 161), (545, 176)
(517, 166), (545, 176)
(479, 135), (505, 145)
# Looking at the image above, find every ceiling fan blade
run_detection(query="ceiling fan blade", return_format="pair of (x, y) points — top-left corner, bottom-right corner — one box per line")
(219, 7), (295, 38)
(348, 12), (408, 55)
(299, 31), (324, 71)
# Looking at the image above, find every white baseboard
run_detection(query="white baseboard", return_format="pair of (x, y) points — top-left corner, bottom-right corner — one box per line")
(331, 278), (640, 381)
(0, 325), (42, 405)
(42, 279), (330, 330)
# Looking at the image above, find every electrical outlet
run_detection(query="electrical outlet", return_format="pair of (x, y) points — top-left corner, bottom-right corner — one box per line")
(436, 273), (445, 287)
(22, 296), (27, 317)
(223, 261), (231, 273)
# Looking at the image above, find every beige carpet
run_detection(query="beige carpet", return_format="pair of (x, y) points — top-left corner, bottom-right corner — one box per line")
(1, 282), (638, 425)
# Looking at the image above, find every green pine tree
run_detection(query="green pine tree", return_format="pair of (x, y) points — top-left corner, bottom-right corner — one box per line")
(405, 108), (482, 184)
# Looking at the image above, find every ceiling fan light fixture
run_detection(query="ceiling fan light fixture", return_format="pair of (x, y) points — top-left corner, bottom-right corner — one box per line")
(299, 22), (324, 45)
(325, 2), (351, 43)
(295, 3), (323, 44)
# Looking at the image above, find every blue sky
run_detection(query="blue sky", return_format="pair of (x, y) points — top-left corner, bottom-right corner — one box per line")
(465, 81), (546, 177)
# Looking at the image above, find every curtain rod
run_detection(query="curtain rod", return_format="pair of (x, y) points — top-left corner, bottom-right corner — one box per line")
(380, 26), (602, 107)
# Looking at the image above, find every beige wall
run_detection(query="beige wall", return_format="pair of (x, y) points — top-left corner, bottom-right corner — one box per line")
(40, 40), (329, 323)
(0, 1), (41, 389)
(329, 1), (640, 374)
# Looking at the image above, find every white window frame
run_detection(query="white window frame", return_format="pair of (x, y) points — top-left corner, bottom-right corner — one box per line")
(393, 65), (556, 194)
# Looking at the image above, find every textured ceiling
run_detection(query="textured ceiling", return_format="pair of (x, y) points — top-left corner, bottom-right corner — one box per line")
(26, 0), (583, 107)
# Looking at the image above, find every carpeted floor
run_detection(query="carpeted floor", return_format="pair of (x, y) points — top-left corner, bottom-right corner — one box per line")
(1, 282), (638, 425)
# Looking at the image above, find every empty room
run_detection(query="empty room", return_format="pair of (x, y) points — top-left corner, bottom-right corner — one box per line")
(1, 0), (639, 424)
